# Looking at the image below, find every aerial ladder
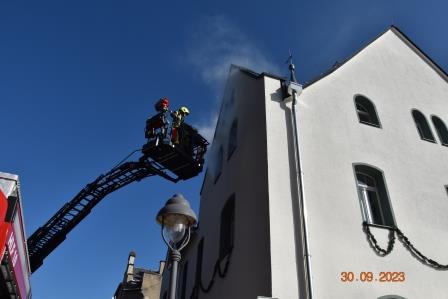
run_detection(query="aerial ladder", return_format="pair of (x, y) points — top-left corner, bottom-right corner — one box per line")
(26, 101), (209, 273)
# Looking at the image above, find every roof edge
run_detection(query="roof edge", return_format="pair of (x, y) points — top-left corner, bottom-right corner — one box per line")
(230, 64), (287, 82)
(303, 25), (448, 88)
(390, 26), (448, 83)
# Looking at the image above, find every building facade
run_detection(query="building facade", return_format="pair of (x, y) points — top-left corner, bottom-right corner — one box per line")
(114, 251), (165, 299)
(160, 26), (448, 299)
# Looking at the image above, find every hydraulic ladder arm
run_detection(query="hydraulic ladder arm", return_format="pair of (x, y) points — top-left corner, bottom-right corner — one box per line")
(27, 159), (178, 273)
(27, 116), (209, 273)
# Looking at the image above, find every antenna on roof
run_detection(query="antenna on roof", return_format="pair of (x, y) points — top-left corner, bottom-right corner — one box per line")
(286, 49), (298, 83)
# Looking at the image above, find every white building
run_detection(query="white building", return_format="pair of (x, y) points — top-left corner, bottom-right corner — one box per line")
(160, 26), (448, 299)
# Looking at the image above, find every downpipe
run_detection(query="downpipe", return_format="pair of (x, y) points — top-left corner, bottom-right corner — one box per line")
(286, 82), (314, 299)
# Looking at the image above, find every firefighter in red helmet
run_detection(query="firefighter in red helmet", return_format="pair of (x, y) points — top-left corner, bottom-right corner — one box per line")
(145, 97), (170, 139)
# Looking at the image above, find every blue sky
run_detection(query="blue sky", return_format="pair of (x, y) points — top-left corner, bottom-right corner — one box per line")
(1, 0), (447, 298)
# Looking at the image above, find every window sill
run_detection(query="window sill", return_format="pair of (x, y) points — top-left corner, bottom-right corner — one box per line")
(359, 120), (381, 128)
(363, 222), (396, 230)
(420, 137), (437, 143)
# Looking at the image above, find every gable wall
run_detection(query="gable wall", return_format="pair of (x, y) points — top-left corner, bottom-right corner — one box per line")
(296, 29), (448, 298)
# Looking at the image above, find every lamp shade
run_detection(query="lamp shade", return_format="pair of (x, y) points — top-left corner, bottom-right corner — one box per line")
(156, 193), (197, 227)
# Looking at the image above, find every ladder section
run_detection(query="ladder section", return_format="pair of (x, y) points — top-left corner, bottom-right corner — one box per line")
(27, 160), (177, 273)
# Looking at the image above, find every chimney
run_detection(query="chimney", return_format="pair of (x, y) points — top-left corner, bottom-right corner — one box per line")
(124, 251), (136, 282)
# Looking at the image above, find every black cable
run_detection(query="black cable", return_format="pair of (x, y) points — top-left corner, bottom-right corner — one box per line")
(110, 148), (142, 171)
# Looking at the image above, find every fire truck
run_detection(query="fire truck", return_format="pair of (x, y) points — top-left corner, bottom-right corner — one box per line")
(1, 101), (209, 298)
(0, 173), (32, 299)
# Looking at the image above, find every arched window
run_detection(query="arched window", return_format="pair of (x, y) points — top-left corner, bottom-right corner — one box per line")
(214, 147), (223, 184)
(220, 194), (235, 259)
(227, 119), (238, 160)
(431, 115), (448, 146)
(378, 295), (407, 299)
(354, 164), (395, 227)
(412, 109), (436, 142)
(354, 95), (381, 127)
(180, 261), (188, 299)
(195, 238), (204, 287)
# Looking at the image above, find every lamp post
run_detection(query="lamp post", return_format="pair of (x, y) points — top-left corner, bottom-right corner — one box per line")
(156, 193), (197, 299)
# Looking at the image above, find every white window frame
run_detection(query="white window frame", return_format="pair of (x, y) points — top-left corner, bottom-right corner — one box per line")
(356, 172), (385, 225)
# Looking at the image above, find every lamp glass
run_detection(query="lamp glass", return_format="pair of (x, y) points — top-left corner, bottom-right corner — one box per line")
(162, 213), (190, 249)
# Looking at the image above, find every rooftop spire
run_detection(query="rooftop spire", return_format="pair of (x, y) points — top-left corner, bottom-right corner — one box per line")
(287, 50), (298, 83)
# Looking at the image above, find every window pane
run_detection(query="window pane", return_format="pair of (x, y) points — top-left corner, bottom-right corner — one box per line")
(367, 190), (383, 225)
(228, 120), (238, 160)
(354, 165), (394, 227)
(432, 115), (448, 145)
(412, 110), (435, 142)
(220, 195), (235, 259)
(355, 96), (380, 127)
(195, 238), (204, 284)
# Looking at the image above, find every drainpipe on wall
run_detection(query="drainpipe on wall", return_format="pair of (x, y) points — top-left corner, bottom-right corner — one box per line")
(284, 76), (314, 299)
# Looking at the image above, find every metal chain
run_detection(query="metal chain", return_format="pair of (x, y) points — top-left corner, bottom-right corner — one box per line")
(362, 222), (395, 256)
(363, 222), (448, 270)
(395, 227), (448, 270)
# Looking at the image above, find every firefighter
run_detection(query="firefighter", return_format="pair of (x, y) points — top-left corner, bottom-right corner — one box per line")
(145, 98), (170, 139)
(171, 106), (190, 144)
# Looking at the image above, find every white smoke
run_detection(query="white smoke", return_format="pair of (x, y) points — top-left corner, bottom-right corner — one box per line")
(187, 15), (280, 142)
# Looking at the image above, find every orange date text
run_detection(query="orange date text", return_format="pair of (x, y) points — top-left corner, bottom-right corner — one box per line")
(340, 271), (405, 282)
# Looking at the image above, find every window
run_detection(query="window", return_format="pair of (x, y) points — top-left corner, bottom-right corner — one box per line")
(214, 147), (223, 183)
(354, 95), (381, 127)
(412, 109), (436, 142)
(180, 261), (188, 299)
(431, 115), (448, 145)
(195, 238), (204, 286)
(230, 89), (235, 105)
(354, 164), (395, 227)
(378, 296), (407, 299)
(219, 194), (235, 259)
(200, 170), (208, 195)
(227, 120), (238, 160)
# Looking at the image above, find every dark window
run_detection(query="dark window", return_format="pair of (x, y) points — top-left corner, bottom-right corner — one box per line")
(431, 115), (448, 145)
(412, 109), (436, 142)
(354, 164), (395, 227)
(5, 196), (18, 222)
(180, 261), (188, 299)
(200, 170), (208, 195)
(219, 194), (235, 259)
(214, 147), (223, 183)
(195, 238), (204, 286)
(227, 120), (238, 160)
(163, 291), (167, 299)
(230, 89), (235, 105)
(354, 95), (381, 127)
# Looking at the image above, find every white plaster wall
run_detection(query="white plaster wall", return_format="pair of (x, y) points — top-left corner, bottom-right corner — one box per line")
(263, 76), (301, 299)
(297, 29), (448, 298)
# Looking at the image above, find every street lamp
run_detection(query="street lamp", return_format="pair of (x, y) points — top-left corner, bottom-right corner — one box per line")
(156, 193), (197, 299)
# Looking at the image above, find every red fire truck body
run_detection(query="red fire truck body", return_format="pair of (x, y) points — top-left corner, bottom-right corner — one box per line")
(0, 172), (32, 299)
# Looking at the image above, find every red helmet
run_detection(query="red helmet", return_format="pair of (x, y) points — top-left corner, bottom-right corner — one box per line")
(155, 97), (170, 112)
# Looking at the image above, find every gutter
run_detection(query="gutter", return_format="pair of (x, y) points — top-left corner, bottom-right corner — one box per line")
(284, 81), (314, 299)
